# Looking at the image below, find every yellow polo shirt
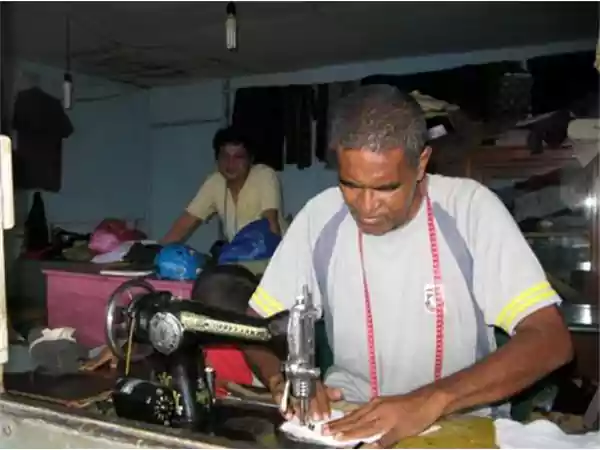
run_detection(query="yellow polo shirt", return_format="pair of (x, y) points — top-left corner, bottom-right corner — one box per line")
(186, 164), (286, 241)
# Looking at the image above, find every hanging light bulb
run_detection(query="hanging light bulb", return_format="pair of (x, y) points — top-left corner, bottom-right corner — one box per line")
(226, 2), (237, 51)
(63, 15), (73, 110)
(63, 73), (73, 110)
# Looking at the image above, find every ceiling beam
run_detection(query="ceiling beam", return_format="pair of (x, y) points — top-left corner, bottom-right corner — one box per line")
(231, 39), (597, 89)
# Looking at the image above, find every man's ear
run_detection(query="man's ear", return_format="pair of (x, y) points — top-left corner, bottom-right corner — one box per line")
(418, 146), (432, 181)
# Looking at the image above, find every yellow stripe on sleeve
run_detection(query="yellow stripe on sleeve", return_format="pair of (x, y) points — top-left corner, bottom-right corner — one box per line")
(495, 281), (557, 332)
(500, 289), (558, 332)
(250, 287), (285, 317)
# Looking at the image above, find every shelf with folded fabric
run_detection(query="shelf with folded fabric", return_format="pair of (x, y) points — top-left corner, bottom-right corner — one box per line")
(465, 146), (580, 181)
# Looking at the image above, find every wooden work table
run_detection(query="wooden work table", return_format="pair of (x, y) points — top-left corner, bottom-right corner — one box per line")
(1, 373), (498, 449)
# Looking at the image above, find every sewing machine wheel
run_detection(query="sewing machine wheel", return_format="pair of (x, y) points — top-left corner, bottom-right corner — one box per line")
(105, 278), (155, 362)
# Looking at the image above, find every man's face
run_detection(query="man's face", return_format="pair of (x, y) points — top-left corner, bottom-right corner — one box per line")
(217, 143), (252, 182)
(337, 147), (431, 236)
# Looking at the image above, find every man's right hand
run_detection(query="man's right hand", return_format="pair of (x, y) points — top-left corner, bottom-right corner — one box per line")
(268, 375), (343, 422)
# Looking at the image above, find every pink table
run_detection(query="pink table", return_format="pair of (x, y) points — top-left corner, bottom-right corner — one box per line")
(44, 268), (193, 348)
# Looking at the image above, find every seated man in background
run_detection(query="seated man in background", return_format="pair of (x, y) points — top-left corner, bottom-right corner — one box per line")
(161, 127), (286, 245)
(191, 264), (265, 389)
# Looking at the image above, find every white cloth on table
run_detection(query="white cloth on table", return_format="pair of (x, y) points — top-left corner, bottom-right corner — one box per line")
(91, 239), (156, 264)
(279, 409), (440, 448)
(495, 418), (600, 449)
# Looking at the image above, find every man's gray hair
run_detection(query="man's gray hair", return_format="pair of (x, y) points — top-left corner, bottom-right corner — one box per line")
(328, 84), (428, 167)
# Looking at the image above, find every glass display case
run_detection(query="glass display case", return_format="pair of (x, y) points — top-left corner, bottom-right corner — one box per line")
(466, 145), (599, 384)
(467, 146), (599, 306)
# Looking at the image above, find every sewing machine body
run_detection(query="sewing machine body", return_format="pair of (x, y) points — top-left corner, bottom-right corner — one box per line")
(103, 278), (322, 446)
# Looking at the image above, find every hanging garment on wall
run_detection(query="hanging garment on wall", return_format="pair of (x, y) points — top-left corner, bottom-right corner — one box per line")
(12, 87), (74, 192)
(24, 191), (50, 253)
(283, 85), (313, 169)
(314, 84), (329, 163)
(596, 31), (600, 73)
(232, 86), (285, 171)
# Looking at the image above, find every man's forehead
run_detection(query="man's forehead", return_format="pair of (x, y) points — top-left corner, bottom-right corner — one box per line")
(221, 144), (246, 155)
(338, 147), (409, 166)
(338, 149), (409, 188)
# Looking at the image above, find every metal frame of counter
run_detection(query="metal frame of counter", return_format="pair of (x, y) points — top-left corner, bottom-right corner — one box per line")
(0, 394), (255, 448)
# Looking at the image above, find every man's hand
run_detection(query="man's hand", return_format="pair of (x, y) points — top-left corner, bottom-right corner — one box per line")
(268, 375), (343, 421)
(323, 388), (447, 448)
(261, 209), (282, 236)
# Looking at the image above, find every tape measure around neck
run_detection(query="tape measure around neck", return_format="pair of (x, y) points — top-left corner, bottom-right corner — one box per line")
(357, 193), (445, 399)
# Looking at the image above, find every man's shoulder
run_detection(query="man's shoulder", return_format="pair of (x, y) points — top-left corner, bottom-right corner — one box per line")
(251, 164), (278, 179)
(197, 170), (224, 193)
(205, 169), (224, 184)
(429, 174), (511, 233)
(429, 174), (494, 211)
(305, 187), (345, 215)
(430, 174), (484, 197)
(297, 187), (348, 239)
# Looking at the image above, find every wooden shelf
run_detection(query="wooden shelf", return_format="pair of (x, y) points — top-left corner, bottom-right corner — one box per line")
(466, 146), (579, 180)
(524, 231), (590, 238)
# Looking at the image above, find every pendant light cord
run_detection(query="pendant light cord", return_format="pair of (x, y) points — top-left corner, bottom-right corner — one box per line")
(65, 15), (71, 73)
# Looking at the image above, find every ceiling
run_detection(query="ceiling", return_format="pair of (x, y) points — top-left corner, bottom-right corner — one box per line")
(3, 1), (599, 87)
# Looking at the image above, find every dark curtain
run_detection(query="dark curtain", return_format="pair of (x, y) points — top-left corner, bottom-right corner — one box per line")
(284, 85), (313, 169)
(232, 85), (318, 170)
(314, 84), (329, 163)
(361, 62), (521, 121)
(232, 86), (285, 171)
(527, 51), (599, 115)
(12, 87), (74, 192)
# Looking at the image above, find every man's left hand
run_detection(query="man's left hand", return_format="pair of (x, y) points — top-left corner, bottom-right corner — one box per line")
(323, 388), (448, 448)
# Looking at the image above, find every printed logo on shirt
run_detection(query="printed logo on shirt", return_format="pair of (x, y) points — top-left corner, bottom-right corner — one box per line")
(424, 284), (445, 314)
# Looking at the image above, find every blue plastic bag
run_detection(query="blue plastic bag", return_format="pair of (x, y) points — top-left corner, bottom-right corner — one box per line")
(218, 219), (281, 264)
(155, 244), (206, 281)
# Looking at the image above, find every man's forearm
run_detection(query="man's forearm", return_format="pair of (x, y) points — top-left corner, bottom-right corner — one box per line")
(161, 212), (201, 245)
(261, 209), (282, 236)
(243, 307), (285, 390)
(243, 346), (284, 390)
(427, 308), (573, 416)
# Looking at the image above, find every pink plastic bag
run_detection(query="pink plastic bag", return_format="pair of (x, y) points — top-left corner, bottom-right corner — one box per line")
(89, 219), (146, 254)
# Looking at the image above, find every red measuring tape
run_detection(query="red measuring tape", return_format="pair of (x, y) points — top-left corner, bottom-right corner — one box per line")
(358, 193), (445, 399)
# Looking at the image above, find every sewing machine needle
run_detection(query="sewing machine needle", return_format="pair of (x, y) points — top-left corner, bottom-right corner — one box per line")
(280, 379), (291, 414)
(299, 397), (308, 426)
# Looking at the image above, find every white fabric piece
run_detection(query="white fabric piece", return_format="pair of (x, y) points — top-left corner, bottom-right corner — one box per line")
(99, 269), (154, 277)
(91, 240), (156, 264)
(568, 118), (600, 142)
(410, 90), (459, 114)
(495, 418), (600, 449)
(279, 409), (440, 448)
(29, 327), (76, 350)
(280, 409), (381, 447)
(567, 118), (600, 168)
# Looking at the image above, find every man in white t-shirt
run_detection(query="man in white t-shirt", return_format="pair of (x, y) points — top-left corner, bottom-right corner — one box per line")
(243, 85), (573, 446)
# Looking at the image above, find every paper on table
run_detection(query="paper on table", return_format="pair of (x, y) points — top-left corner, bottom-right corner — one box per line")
(99, 269), (154, 277)
(279, 409), (441, 448)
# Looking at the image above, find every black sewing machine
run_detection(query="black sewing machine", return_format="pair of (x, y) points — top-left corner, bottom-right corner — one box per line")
(103, 278), (320, 439)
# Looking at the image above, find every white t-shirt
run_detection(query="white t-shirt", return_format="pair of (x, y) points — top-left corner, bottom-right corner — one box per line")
(249, 174), (561, 404)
